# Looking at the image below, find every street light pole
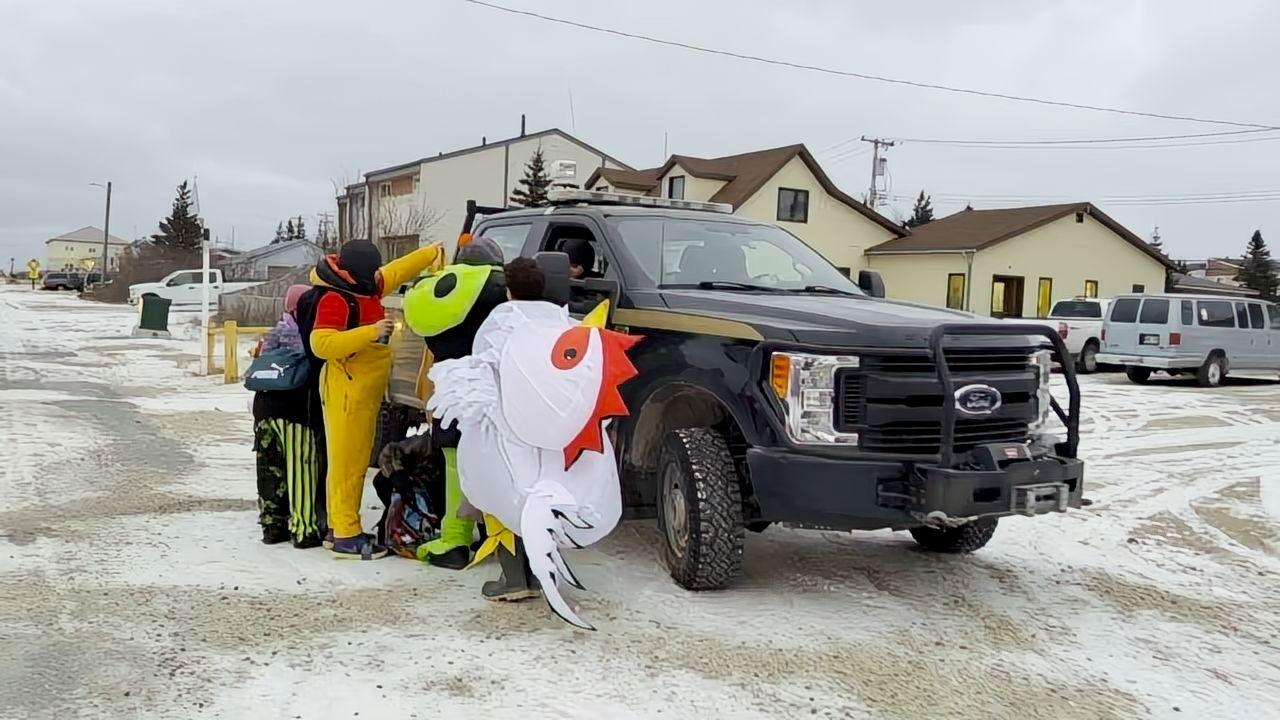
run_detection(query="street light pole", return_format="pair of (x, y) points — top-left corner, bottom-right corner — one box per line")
(101, 181), (112, 277)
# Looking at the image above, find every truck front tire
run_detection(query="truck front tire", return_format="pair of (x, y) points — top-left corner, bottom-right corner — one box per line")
(909, 517), (998, 553)
(657, 427), (745, 591)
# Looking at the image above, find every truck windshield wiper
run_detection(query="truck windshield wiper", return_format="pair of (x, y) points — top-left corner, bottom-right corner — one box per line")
(795, 285), (859, 296)
(683, 281), (783, 292)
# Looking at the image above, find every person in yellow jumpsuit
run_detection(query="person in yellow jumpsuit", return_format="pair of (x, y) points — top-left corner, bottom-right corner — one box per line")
(306, 239), (444, 559)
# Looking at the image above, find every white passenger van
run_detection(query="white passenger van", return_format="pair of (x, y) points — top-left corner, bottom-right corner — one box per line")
(1097, 293), (1280, 387)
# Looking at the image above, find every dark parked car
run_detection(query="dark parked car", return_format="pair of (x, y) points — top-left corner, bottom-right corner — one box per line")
(41, 271), (101, 291)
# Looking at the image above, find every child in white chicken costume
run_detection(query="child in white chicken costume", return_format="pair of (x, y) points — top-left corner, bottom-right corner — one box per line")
(427, 298), (640, 630)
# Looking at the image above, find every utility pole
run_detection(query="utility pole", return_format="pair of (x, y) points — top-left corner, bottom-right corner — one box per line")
(101, 181), (112, 277)
(860, 137), (895, 209)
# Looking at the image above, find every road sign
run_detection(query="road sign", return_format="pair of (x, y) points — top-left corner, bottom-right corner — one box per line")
(27, 259), (39, 279)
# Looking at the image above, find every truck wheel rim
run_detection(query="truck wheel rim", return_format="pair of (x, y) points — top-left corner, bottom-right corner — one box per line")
(662, 464), (690, 555)
(1083, 347), (1097, 372)
(1209, 362), (1222, 385)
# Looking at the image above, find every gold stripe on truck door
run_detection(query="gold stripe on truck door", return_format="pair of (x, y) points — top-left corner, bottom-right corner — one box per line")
(612, 308), (763, 341)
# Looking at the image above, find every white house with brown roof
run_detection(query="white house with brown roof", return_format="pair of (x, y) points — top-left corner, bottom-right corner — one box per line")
(338, 126), (630, 259)
(865, 203), (1173, 318)
(584, 144), (905, 274)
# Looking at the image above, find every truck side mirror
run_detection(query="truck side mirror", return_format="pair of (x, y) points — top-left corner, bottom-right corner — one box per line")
(858, 270), (886, 298)
(533, 251), (572, 306)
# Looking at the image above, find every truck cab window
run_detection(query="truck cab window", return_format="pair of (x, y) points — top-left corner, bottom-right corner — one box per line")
(477, 223), (532, 260)
(545, 224), (611, 279)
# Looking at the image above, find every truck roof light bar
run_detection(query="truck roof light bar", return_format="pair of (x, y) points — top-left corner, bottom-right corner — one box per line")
(546, 189), (733, 214)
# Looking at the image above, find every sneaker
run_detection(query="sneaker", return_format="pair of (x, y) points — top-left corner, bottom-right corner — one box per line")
(328, 534), (388, 560)
(261, 526), (291, 545)
(322, 530), (334, 550)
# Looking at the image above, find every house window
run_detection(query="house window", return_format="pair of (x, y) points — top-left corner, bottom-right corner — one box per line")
(1037, 277), (1053, 318)
(945, 273), (966, 310)
(1083, 279), (1099, 298)
(668, 176), (685, 200)
(777, 188), (809, 223)
(379, 182), (392, 198)
(1132, 284), (1145, 293)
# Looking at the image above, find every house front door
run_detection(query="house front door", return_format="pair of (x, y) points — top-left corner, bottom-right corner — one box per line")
(991, 275), (1025, 318)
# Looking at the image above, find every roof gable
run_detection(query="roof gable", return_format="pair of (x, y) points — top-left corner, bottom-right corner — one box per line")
(365, 128), (631, 180)
(867, 202), (1174, 269)
(47, 226), (130, 245)
(584, 143), (905, 236)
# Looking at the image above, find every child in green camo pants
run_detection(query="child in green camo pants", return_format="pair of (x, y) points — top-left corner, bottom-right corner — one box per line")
(252, 285), (327, 547)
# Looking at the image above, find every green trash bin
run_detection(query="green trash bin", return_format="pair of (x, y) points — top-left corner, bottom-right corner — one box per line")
(133, 295), (172, 338)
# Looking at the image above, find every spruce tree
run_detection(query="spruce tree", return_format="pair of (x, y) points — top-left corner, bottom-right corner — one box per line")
(295, 217), (307, 241)
(152, 181), (203, 251)
(286, 219), (298, 242)
(274, 222), (287, 244)
(510, 147), (552, 207)
(904, 190), (935, 229)
(1236, 229), (1277, 299)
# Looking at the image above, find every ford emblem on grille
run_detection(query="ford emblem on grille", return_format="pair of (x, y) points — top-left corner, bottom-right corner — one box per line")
(954, 384), (1002, 416)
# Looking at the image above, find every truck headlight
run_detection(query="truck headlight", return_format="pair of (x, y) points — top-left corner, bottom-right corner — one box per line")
(1027, 349), (1055, 440)
(770, 352), (860, 445)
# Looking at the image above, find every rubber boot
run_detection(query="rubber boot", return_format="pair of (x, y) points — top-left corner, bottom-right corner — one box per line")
(482, 539), (541, 602)
(419, 448), (475, 570)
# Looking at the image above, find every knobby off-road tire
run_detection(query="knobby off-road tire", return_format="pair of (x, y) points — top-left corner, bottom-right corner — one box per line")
(909, 517), (999, 553)
(1197, 353), (1226, 388)
(658, 428), (745, 591)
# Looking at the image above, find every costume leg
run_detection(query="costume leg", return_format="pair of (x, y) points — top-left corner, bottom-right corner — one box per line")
(419, 447), (475, 563)
(255, 420), (289, 543)
(282, 421), (321, 545)
(322, 370), (380, 540)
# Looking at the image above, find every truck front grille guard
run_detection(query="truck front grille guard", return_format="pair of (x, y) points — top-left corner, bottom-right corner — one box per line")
(928, 323), (1081, 467)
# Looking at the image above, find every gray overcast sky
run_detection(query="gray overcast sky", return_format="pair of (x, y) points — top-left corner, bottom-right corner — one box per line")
(2, 0), (1277, 266)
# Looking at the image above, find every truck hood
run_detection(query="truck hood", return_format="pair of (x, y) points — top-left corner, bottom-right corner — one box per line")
(129, 281), (163, 295)
(659, 289), (1046, 347)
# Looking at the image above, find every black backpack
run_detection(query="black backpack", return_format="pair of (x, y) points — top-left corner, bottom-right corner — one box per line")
(294, 287), (361, 362)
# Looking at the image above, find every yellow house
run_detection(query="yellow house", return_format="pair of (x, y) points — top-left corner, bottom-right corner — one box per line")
(584, 144), (905, 274)
(864, 203), (1172, 318)
(45, 226), (130, 272)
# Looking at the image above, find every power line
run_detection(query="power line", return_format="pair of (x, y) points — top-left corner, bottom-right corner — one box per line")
(893, 128), (1277, 146)
(891, 191), (1280, 207)
(459, 0), (1279, 130)
(895, 133), (1280, 151)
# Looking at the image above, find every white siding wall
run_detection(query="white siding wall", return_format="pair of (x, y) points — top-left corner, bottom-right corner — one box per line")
(736, 156), (898, 273)
(370, 132), (625, 258)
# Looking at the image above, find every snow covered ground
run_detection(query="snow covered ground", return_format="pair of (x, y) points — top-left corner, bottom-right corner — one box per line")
(1, 284), (1278, 720)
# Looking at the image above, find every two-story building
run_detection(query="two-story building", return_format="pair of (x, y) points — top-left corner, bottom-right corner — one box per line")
(337, 125), (630, 259)
(45, 226), (130, 272)
(584, 144), (906, 274)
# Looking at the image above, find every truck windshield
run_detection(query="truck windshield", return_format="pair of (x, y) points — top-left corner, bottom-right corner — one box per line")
(611, 217), (862, 294)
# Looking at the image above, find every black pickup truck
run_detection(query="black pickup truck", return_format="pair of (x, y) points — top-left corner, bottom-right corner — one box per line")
(382, 191), (1084, 591)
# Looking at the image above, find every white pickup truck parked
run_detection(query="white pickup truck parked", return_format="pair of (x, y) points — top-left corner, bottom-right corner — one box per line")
(1048, 297), (1112, 373)
(128, 269), (260, 308)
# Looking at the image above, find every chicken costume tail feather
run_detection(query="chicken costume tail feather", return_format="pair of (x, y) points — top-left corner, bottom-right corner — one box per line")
(522, 494), (595, 631)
